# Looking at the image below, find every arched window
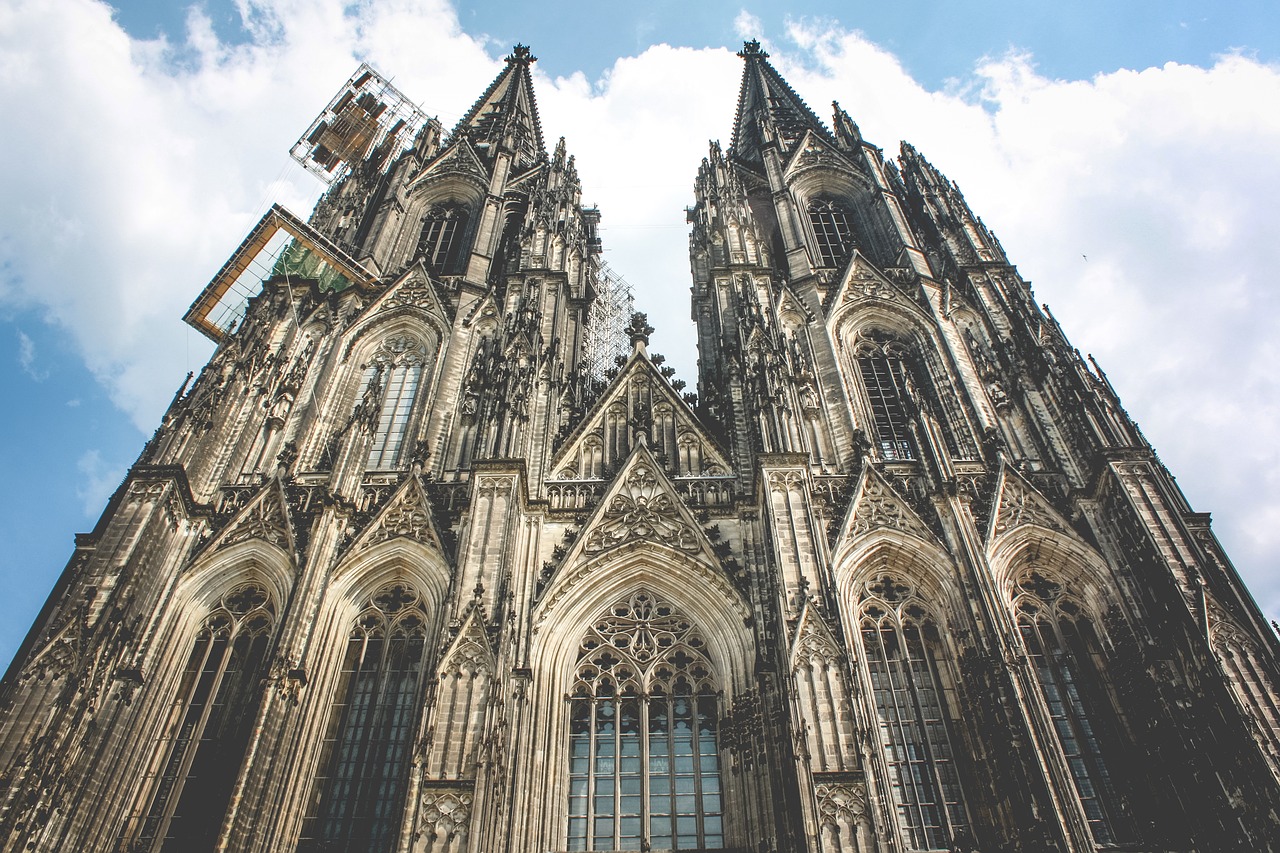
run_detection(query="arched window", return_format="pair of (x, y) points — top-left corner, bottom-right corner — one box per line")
(1214, 628), (1280, 780)
(857, 575), (966, 851)
(417, 204), (470, 276)
(136, 583), (276, 851)
(1014, 571), (1129, 845)
(302, 582), (430, 852)
(855, 340), (917, 462)
(807, 198), (855, 268)
(356, 336), (429, 469)
(567, 591), (724, 851)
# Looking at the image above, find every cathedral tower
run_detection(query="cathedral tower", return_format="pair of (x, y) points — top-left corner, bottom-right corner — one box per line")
(1, 41), (1278, 853)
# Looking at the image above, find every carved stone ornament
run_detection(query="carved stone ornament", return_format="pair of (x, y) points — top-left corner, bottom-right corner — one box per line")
(439, 612), (494, 678)
(220, 484), (291, 550)
(583, 460), (700, 554)
(768, 470), (806, 493)
(379, 276), (437, 312)
(991, 472), (1068, 538)
(847, 469), (933, 542)
(816, 780), (869, 828)
(792, 605), (843, 669)
(843, 266), (899, 303)
(416, 786), (474, 840)
(357, 477), (439, 551)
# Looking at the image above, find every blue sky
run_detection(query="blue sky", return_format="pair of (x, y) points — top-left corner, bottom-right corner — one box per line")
(2, 0), (1279, 671)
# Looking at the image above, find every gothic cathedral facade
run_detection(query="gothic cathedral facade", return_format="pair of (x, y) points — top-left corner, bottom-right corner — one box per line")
(2, 41), (1278, 853)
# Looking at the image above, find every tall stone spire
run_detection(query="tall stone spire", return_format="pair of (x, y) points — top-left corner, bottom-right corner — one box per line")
(451, 43), (546, 168)
(731, 38), (838, 163)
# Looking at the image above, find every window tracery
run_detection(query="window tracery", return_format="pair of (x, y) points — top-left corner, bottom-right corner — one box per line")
(807, 198), (856, 269)
(567, 591), (724, 851)
(357, 335), (429, 469)
(1212, 624), (1280, 778)
(136, 582), (276, 851)
(855, 574), (966, 851)
(302, 582), (430, 853)
(417, 203), (470, 276)
(1013, 570), (1129, 845)
(853, 337), (917, 462)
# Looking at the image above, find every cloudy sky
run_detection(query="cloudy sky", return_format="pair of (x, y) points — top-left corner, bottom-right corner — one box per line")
(2, 0), (1278, 668)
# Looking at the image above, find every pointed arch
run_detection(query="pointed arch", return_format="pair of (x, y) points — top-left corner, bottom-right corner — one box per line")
(832, 536), (973, 852)
(829, 299), (981, 463)
(313, 314), (447, 473)
(301, 579), (435, 852)
(565, 589), (726, 851)
(127, 563), (286, 852)
(990, 529), (1138, 845)
(525, 544), (755, 853)
(534, 549), (754, 697)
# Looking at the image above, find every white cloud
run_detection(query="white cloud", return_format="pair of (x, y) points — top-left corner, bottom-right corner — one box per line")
(16, 330), (45, 380)
(2, 1), (1277, 623)
(734, 10), (763, 40)
(75, 449), (125, 517)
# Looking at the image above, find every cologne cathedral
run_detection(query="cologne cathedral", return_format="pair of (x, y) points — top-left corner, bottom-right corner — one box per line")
(2, 41), (1278, 853)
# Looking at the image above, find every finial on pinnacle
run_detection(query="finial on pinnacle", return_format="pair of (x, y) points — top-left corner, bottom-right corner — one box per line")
(738, 39), (768, 59)
(625, 312), (655, 348)
(506, 43), (537, 64)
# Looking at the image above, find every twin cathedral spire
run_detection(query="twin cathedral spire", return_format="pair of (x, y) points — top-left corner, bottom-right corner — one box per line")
(0, 42), (1277, 853)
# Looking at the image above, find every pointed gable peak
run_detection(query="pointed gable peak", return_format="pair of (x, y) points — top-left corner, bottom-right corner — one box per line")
(550, 333), (732, 483)
(202, 477), (295, 560)
(575, 442), (717, 563)
(450, 43), (546, 168)
(987, 463), (1074, 543)
(834, 465), (939, 549)
(731, 39), (835, 164)
(348, 473), (446, 556)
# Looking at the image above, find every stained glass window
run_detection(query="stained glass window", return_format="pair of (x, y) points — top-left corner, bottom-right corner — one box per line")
(1015, 572), (1127, 845)
(567, 591), (724, 851)
(302, 583), (429, 853)
(857, 348), (916, 462)
(858, 575), (966, 851)
(356, 336), (428, 470)
(808, 198), (856, 268)
(137, 583), (276, 851)
(417, 204), (469, 275)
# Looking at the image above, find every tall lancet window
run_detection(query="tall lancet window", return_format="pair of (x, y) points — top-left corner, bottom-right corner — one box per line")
(855, 339), (917, 462)
(857, 575), (967, 851)
(302, 582), (430, 853)
(567, 591), (724, 851)
(1014, 571), (1128, 845)
(357, 335), (429, 469)
(808, 198), (856, 268)
(137, 583), (276, 851)
(417, 203), (470, 276)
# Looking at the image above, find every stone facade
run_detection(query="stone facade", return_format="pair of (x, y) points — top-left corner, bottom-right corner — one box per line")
(1, 41), (1278, 853)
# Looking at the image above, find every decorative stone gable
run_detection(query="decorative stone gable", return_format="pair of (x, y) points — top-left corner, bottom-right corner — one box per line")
(551, 348), (731, 482)
(350, 474), (443, 553)
(412, 137), (488, 185)
(790, 601), (843, 668)
(582, 447), (703, 556)
(830, 253), (916, 308)
(206, 479), (295, 557)
(439, 608), (495, 676)
(988, 466), (1072, 541)
(783, 129), (861, 178)
(836, 466), (937, 546)
(362, 263), (451, 320)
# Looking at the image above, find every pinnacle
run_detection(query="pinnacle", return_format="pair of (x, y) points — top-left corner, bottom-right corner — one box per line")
(505, 43), (537, 65)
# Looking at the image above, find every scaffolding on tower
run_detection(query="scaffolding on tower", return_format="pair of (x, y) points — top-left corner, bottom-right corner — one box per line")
(290, 63), (430, 184)
(581, 261), (635, 386)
